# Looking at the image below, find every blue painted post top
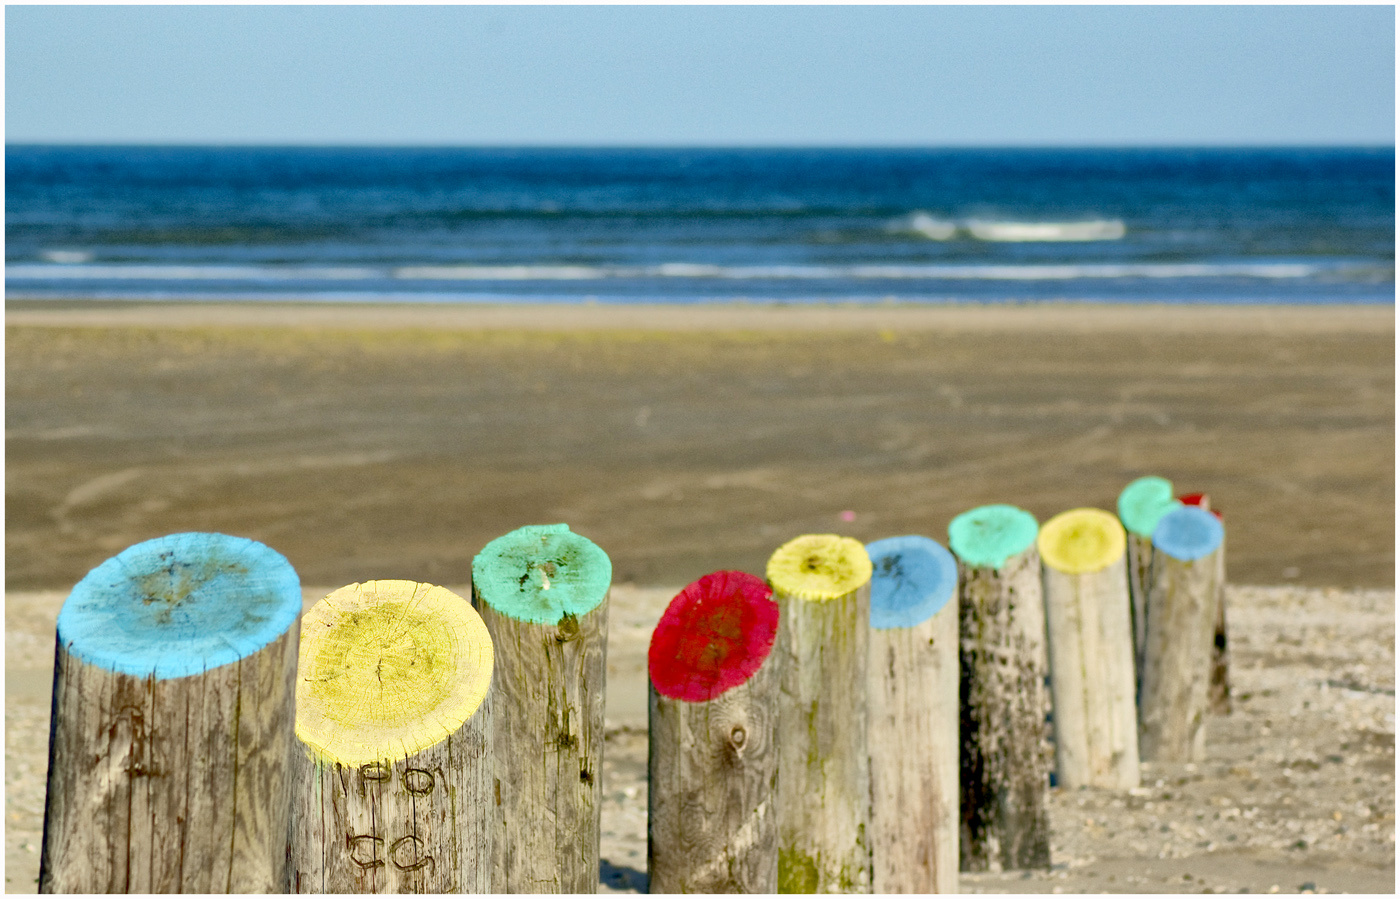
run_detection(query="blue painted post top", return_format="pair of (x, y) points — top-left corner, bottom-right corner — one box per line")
(1118, 476), (1184, 538)
(947, 504), (1039, 570)
(1152, 506), (1226, 561)
(56, 532), (302, 680)
(866, 535), (957, 630)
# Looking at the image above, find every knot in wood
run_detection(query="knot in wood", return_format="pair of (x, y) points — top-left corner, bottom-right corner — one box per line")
(555, 612), (580, 643)
(729, 725), (747, 750)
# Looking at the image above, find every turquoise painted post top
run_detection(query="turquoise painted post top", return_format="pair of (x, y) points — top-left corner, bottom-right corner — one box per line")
(472, 523), (612, 626)
(56, 532), (301, 680)
(1152, 506), (1225, 562)
(948, 504), (1039, 570)
(866, 535), (957, 630)
(1118, 476), (1185, 538)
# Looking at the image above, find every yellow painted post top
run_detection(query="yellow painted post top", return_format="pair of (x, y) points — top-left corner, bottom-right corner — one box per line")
(1037, 508), (1127, 575)
(766, 534), (873, 601)
(296, 580), (493, 767)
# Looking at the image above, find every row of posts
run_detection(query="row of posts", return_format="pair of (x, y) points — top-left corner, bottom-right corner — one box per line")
(38, 477), (1225, 893)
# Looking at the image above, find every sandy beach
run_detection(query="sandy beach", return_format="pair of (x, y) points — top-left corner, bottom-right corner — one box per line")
(5, 300), (1394, 892)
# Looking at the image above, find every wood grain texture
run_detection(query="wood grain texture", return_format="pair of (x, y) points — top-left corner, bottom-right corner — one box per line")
(1041, 554), (1141, 791)
(289, 706), (493, 893)
(648, 651), (779, 893)
(39, 625), (298, 893)
(1125, 531), (1154, 701)
(473, 595), (608, 893)
(869, 602), (958, 892)
(1139, 547), (1224, 763)
(773, 583), (872, 893)
(955, 546), (1052, 873)
(289, 581), (495, 894)
(1210, 534), (1232, 716)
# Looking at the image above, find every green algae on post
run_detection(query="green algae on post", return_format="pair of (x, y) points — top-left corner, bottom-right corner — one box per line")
(471, 523), (611, 625)
(948, 504), (1039, 570)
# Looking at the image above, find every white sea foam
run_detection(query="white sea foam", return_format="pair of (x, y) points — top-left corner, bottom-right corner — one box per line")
(6, 264), (376, 281)
(40, 249), (94, 264)
(887, 212), (958, 240)
(395, 265), (605, 280)
(6, 260), (1328, 284)
(964, 219), (1127, 242)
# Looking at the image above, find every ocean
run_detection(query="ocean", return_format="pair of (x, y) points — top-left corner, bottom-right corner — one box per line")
(5, 146), (1394, 305)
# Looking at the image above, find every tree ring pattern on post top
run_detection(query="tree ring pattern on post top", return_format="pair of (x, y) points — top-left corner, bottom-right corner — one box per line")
(296, 580), (493, 767)
(649, 570), (779, 703)
(1118, 476), (1184, 538)
(948, 504), (1040, 570)
(472, 523), (612, 626)
(866, 535), (957, 630)
(56, 531), (302, 679)
(1152, 505), (1225, 561)
(765, 534), (872, 602)
(1038, 508), (1127, 574)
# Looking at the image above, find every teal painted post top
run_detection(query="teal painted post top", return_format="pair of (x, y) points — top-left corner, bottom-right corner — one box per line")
(1118, 476), (1184, 538)
(1152, 506), (1225, 562)
(866, 535), (957, 630)
(948, 504), (1040, 570)
(472, 523), (612, 625)
(56, 532), (301, 680)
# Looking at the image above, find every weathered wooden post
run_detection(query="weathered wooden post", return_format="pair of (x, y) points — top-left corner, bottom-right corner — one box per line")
(1138, 506), (1226, 763)
(947, 505), (1051, 872)
(647, 570), (781, 893)
(767, 534), (873, 893)
(1180, 493), (1231, 715)
(865, 535), (959, 893)
(1116, 476), (1183, 693)
(289, 580), (494, 893)
(471, 523), (611, 893)
(39, 532), (302, 893)
(1038, 508), (1140, 790)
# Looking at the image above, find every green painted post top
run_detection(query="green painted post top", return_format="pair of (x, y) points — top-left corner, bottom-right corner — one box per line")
(471, 523), (612, 626)
(1118, 475), (1184, 537)
(947, 504), (1039, 570)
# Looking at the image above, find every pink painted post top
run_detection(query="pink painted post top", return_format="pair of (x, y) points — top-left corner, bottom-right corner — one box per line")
(648, 570), (780, 703)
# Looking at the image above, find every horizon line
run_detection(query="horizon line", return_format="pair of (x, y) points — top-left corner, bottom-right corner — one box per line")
(7, 140), (1395, 151)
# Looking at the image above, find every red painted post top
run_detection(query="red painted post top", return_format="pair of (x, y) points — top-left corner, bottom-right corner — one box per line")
(1178, 492), (1224, 520)
(648, 570), (779, 703)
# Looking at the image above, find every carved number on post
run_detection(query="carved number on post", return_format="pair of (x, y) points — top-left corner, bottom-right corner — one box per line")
(348, 834), (385, 870)
(390, 835), (435, 873)
(402, 768), (435, 795)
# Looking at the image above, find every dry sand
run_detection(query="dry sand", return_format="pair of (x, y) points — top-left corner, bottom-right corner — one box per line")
(5, 301), (1394, 892)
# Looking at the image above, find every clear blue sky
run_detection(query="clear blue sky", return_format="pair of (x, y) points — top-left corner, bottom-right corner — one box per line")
(5, 5), (1394, 146)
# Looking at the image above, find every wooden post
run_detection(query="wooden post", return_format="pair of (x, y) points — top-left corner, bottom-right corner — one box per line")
(1038, 508), (1141, 791)
(647, 570), (781, 893)
(947, 505), (1051, 872)
(1180, 493), (1231, 715)
(289, 580), (494, 893)
(39, 532), (302, 893)
(767, 534), (873, 894)
(471, 523), (611, 893)
(1138, 507), (1226, 763)
(1116, 476), (1183, 697)
(865, 535), (959, 893)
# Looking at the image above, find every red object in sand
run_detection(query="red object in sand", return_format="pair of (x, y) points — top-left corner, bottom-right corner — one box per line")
(648, 570), (779, 703)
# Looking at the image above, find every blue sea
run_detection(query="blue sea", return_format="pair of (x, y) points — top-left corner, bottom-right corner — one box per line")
(5, 146), (1394, 304)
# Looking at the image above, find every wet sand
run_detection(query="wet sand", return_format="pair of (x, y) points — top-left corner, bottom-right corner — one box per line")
(5, 301), (1393, 592)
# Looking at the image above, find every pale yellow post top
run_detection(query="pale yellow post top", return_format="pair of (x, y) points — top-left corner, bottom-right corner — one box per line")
(1037, 508), (1127, 574)
(766, 533), (873, 601)
(296, 579), (493, 766)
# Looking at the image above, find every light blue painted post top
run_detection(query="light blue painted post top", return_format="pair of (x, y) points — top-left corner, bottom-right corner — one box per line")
(1152, 505), (1225, 561)
(866, 535), (957, 630)
(1118, 476), (1185, 538)
(948, 504), (1039, 570)
(471, 523), (612, 625)
(56, 532), (302, 680)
